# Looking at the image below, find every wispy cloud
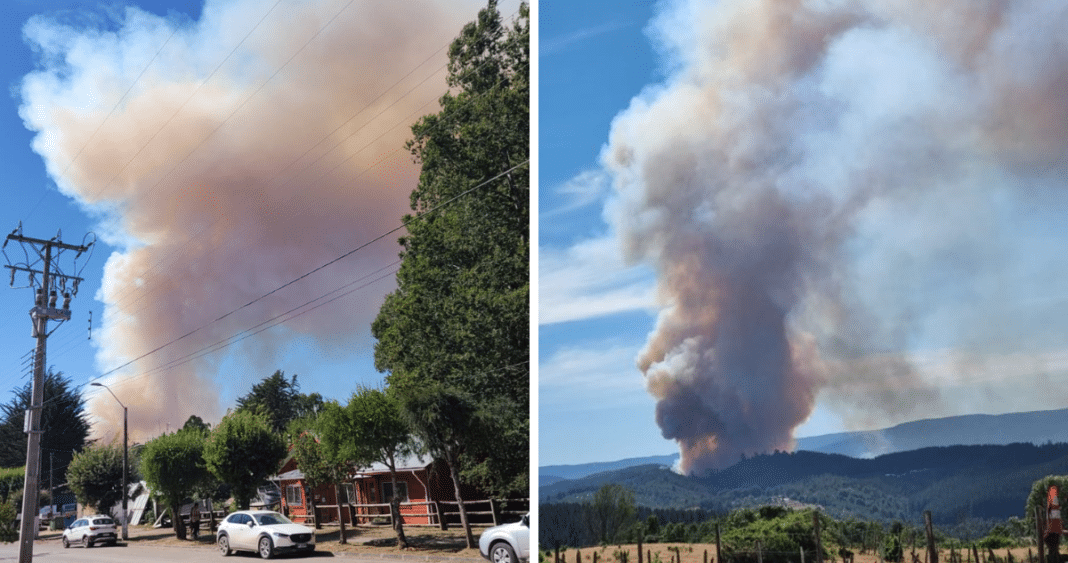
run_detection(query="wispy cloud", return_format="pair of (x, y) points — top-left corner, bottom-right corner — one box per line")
(540, 340), (649, 405)
(540, 235), (657, 325)
(542, 168), (610, 219)
(542, 20), (630, 56)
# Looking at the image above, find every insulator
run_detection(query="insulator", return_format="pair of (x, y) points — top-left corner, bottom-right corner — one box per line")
(49, 291), (57, 307)
(63, 293), (71, 310)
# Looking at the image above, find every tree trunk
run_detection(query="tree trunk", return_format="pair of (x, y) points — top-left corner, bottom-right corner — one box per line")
(446, 451), (475, 549)
(389, 468), (408, 549)
(171, 503), (186, 540)
(334, 484), (347, 544)
(307, 485), (320, 530)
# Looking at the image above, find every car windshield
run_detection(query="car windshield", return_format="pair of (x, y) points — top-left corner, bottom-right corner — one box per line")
(255, 513), (292, 526)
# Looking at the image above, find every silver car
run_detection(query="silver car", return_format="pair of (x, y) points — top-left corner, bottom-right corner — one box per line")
(216, 510), (315, 559)
(62, 515), (117, 548)
(479, 513), (530, 563)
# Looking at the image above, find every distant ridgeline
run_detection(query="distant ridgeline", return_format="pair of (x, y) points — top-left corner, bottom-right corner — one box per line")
(540, 442), (1068, 527)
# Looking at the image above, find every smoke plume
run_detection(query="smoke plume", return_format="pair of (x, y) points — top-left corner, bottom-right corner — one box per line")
(604, 0), (1068, 473)
(19, 0), (487, 441)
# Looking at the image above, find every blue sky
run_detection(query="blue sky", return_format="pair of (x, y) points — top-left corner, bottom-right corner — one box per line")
(539, 0), (1068, 470)
(0, 0), (516, 444)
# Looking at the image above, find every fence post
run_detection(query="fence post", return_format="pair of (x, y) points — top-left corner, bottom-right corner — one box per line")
(716, 524), (723, 563)
(433, 501), (447, 531)
(814, 511), (823, 563)
(924, 511), (938, 563)
(577, 549), (582, 563)
(638, 531), (644, 563)
(490, 499), (501, 526)
(1037, 506), (1046, 563)
(757, 540), (763, 563)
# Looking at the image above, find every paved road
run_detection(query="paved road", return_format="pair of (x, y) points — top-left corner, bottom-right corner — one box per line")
(0, 539), (341, 562)
(0, 539), (483, 563)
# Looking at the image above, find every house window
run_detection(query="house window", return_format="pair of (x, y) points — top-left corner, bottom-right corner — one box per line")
(382, 481), (408, 503)
(342, 483), (355, 504)
(286, 484), (303, 506)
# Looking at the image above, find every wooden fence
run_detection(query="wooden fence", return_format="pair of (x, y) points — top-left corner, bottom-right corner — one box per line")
(312, 497), (528, 529)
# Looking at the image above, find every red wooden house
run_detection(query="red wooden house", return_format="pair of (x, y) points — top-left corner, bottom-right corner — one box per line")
(271, 453), (489, 527)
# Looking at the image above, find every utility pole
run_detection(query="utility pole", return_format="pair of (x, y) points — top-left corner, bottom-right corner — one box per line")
(4, 227), (92, 563)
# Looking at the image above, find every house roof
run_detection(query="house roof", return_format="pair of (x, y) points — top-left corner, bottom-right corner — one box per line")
(273, 469), (304, 481)
(356, 453), (434, 475)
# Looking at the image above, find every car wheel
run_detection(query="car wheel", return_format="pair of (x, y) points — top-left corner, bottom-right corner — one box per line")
(62, 536), (69, 548)
(218, 534), (232, 556)
(83, 535), (91, 548)
(490, 541), (518, 563)
(258, 535), (273, 559)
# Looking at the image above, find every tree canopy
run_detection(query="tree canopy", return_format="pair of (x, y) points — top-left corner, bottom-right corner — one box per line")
(66, 442), (136, 517)
(317, 387), (416, 547)
(236, 371), (322, 435)
(371, 0), (529, 499)
(0, 369), (89, 483)
(204, 409), (286, 510)
(140, 428), (209, 539)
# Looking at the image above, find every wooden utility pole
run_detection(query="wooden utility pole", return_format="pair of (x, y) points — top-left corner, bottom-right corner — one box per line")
(924, 511), (938, 563)
(5, 227), (92, 563)
(814, 511), (824, 563)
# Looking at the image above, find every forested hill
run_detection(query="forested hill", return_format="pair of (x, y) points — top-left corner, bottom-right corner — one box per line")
(540, 442), (1068, 526)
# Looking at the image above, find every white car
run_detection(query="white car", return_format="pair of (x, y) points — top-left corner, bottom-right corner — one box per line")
(216, 510), (315, 559)
(62, 515), (117, 548)
(479, 513), (530, 563)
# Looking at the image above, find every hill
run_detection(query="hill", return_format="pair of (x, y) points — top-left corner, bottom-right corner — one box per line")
(540, 442), (1068, 526)
(540, 408), (1068, 482)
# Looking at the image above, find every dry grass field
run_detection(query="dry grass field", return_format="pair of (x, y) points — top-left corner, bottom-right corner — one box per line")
(543, 544), (1044, 563)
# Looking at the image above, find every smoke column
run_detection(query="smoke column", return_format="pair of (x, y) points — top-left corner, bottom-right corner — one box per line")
(602, 0), (1068, 473)
(19, 0), (488, 441)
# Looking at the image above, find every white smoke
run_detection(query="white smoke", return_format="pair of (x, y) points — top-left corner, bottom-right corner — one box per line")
(601, 0), (1068, 473)
(19, 0), (491, 441)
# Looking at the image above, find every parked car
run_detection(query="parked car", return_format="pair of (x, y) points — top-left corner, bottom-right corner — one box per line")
(216, 510), (315, 559)
(61, 515), (118, 548)
(479, 513), (530, 563)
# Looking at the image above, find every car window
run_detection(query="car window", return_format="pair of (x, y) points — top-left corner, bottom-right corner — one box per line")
(256, 513), (286, 526)
(226, 513), (244, 524)
(72, 519), (85, 527)
(93, 518), (113, 525)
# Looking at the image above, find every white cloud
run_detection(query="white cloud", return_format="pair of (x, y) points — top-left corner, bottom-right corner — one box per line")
(542, 20), (629, 57)
(539, 235), (657, 325)
(542, 168), (610, 218)
(540, 341), (649, 405)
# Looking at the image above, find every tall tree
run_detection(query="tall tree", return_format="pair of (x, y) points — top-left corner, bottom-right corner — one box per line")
(0, 369), (90, 483)
(66, 442), (138, 517)
(140, 428), (209, 539)
(371, 0), (529, 499)
(204, 410), (286, 510)
(236, 371), (321, 434)
(585, 484), (637, 545)
(318, 388), (416, 548)
(395, 383), (480, 549)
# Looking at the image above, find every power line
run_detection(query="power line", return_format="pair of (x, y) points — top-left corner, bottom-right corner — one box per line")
(102, 8), (526, 320)
(88, 160), (526, 384)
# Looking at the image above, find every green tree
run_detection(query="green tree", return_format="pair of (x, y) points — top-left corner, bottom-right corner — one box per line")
(0, 467), (23, 504)
(181, 415), (210, 433)
(0, 369), (89, 483)
(236, 371), (321, 434)
(140, 429), (209, 539)
(204, 410), (286, 510)
(394, 383), (480, 549)
(371, 0), (529, 499)
(584, 484), (637, 545)
(319, 387), (416, 548)
(0, 501), (15, 543)
(289, 429), (332, 532)
(66, 442), (138, 516)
